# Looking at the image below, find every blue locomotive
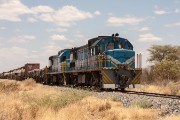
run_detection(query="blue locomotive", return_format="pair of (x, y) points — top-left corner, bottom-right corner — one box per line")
(47, 33), (141, 89)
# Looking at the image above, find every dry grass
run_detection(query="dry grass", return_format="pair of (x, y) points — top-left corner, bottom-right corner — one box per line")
(38, 96), (159, 120)
(163, 115), (180, 120)
(0, 79), (179, 120)
(128, 81), (180, 95)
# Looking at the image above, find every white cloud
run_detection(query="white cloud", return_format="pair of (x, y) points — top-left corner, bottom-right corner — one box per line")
(36, 13), (54, 22)
(174, 0), (179, 3)
(0, 2), (95, 27)
(0, 46), (45, 72)
(0, 0), (32, 21)
(27, 17), (37, 23)
(0, 37), (4, 46)
(10, 35), (36, 43)
(42, 42), (61, 56)
(65, 44), (74, 48)
(0, 26), (6, 30)
(108, 12), (114, 16)
(31, 5), (54, 13)
(33, 5), (93, 27)
(175, 8), (180, 13)
(138, 33), (162, 42)
(74, 34), (84, 38)
(50, 34), (67, 41)
(54, 5), (93, 26)
(154, 10), (169, 15)
(47, 28), (67, 32)
(94, 11), (101, 15)
(154, 5), (170, 15)
(139, 27), (150, 31)
(0, 47), (28, 59)
(73, 31), (84, 38)
(165, 22), (180, 27)
(107, 16), (144, 26)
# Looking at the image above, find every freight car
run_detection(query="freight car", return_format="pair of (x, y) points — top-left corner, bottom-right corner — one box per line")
(46, 33), (142, 90)
(0, 63), (40, 80)
(27, 67), (48, 83)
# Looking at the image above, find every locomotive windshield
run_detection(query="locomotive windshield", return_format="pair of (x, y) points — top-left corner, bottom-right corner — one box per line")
(106, 42), (114, 50)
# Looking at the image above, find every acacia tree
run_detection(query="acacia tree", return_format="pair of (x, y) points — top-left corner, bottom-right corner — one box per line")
(148, 45), (180, 63)
(147, 45), (180, 81)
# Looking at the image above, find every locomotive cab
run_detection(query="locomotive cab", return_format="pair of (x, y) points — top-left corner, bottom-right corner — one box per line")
(58, 49), (70, 72)
(90, 36), (135, 69)
(49, 55), (58, 72)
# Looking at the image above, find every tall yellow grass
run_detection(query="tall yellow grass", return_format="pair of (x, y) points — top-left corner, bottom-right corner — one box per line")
(129, 81), (180, 95)
(0, 79), (179, 120)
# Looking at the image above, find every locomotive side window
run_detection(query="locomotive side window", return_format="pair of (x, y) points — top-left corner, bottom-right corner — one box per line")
(84, 48), (88, 59)
(94, 47), (96, 55)
(74, 52), (77, 60)
(61, 56), (66, 62)
(95, 46), (100, 55)
(70, 53), (73, 62)
(90, 48), (93, 56)
(77, 50), (81, 60)
(128, 45), (131, 50)
(100, 45), (104, 53)
(91, 48), (94, 56)
(82, 51), (84, 60)
(119, 43), (123, 49)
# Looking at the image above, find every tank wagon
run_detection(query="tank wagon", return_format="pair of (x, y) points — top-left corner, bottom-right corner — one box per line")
(46, 33), (142, 90)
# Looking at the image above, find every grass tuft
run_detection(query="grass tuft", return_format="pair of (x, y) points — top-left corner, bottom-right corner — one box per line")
(132, 98), (153, 109)
(0, 81), (20, 93)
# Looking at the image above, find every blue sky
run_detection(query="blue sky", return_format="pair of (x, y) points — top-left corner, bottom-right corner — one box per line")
(0, 0), (180, 72)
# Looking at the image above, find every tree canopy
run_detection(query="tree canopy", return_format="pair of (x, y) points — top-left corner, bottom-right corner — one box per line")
(147, 45), (180, 63)
(147, 45), (180, 81)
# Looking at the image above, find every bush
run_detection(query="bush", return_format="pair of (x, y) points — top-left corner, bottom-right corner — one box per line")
(153, 61), (180, 81)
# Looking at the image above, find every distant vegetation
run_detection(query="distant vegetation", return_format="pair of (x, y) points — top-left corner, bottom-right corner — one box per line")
(142, 45), (180, 84)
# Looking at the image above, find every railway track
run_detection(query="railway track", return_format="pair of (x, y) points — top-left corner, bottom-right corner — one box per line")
(121, 90), (180, 100)
(50, 84), (180, 100)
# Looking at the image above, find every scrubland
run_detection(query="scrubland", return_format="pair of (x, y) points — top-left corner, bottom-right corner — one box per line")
(0, 79), (179, 120)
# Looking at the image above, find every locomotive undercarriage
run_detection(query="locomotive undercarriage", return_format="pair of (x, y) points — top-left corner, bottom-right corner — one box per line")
(44, 67), (140, 90)
(45, 71), (102, 89)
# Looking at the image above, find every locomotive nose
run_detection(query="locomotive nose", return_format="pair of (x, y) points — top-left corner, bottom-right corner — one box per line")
(105, 49), (135, 69)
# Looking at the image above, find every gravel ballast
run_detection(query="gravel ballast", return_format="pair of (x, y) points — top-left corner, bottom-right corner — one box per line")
(47, 86), (180, 117)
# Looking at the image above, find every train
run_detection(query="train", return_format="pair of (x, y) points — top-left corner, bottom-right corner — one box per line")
(0, 33), (142, 90)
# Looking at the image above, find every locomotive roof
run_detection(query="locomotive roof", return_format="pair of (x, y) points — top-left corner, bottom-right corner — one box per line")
(72, 35), (133, 51)
(74, 44), (88, 50)
(88, 36), (132, 47)
(49, 55), (58, 60)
